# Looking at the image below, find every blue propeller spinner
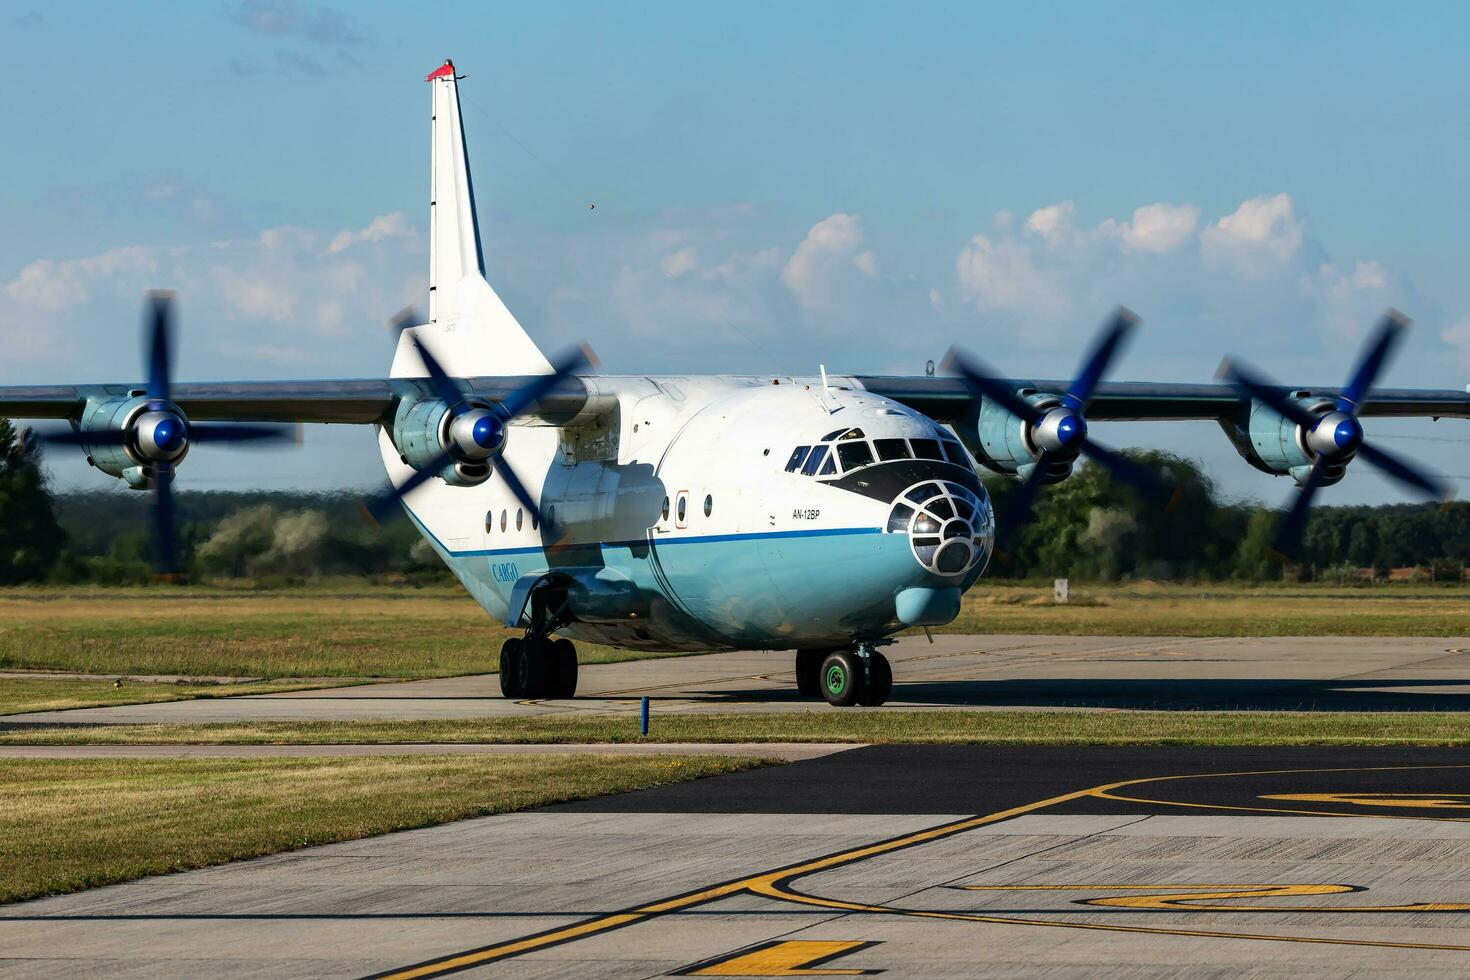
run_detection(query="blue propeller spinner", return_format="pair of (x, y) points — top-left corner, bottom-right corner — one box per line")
(1221, 311), (1451, 559)
(362, 308), (594, 534)
(943, 308), (1168, 548)
(31, 292), (298, 575)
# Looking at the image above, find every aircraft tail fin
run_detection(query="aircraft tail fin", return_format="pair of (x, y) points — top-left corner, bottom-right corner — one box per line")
(393, 60), (551, 380)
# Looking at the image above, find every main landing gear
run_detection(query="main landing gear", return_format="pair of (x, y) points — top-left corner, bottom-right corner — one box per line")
(500, 578), (578, 699)
(796, 644), (893, 707)
(499, 640), (579, 702)
(499, 636), (578, 698)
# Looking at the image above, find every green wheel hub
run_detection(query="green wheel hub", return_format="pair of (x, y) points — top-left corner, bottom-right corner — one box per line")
(825, 663), (847, 695)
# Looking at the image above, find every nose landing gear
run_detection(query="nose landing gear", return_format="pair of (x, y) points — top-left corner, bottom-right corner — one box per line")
(798, 644), (892, 707)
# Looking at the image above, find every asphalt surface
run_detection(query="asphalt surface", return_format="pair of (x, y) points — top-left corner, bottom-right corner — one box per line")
(6, 745), (1470, 978)
(7, 633), (1470, 726)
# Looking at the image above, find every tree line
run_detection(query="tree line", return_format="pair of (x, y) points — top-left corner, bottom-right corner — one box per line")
(1, 419), (1467, 584)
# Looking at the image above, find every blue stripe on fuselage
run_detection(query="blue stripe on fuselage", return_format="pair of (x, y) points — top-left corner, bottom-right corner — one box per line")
(405, 517), (881, 558)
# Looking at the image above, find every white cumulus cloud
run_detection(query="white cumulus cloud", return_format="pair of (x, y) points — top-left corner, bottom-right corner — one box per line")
(782, 212), (868, 312)
(1201, 192), (1305, 277)
(327, 212), (411, 254)
(1118, 203), (1199, 253)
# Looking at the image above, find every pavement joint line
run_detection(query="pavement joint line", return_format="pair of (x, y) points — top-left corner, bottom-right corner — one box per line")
(364, 763), (1470, 979)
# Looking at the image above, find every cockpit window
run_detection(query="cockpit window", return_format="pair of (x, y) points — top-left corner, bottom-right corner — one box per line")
(837, 428), (866, 441)
(874, 438), (911, 461)
(819, 452), (837, 476)
(801, 444), (829, 476)
(820, 428), (847, 441)
(940, 438), (967, 464)
(836, 440), (875, 472)
(785, 446), (811, 473)
(910, 438), (943, 461)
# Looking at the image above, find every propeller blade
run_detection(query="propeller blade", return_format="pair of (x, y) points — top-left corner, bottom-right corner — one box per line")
(492, 453), (549, 534)
(411, 336), (468, 409)
(389, 308), (467, 408)
(496, 345), (596, 420)
(29, 428), (129, 447)
(145, 291), (174, 405)
(941, 348), (1046, 426)
(152, 461), (178, 576)
(189, 423), (301, 446)
(363, 449), (456, 524)
(1271, 459), (1329, 560)
(1220, 359), (1321, 431)
(1076, 437), (1169, 501)
(995, 454), (1050, 553)
(1356, 441), (1452, 501)
(1064, 307), (1138, 410)
(1338, 311), (1408, 413)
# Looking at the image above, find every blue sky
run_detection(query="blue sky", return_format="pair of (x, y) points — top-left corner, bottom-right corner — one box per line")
(5, 1), (1470, 503)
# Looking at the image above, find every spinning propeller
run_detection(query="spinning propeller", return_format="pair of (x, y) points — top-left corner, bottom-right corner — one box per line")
(943, 308), (1167, 546)
(30, 292), (298, 574)
(1221, 310), (1451, 559)
(362, 309), (594, 532)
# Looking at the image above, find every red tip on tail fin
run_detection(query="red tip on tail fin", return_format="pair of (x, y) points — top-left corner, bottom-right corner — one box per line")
(426, 60), (455, 82)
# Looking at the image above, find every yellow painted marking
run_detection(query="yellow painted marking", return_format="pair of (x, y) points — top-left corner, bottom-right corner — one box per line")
(1262, 792), (1470, 810)
(958, 883), (1470, 912)
(751, 876), (1470, 952)
(684, 940), (876, 976)
(370, 780), (1124, 978)
(369, 764), (1470, 978)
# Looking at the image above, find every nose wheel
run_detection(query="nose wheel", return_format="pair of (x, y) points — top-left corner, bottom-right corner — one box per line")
(499, 636), (578, 699)
(815, 647), (892, 707)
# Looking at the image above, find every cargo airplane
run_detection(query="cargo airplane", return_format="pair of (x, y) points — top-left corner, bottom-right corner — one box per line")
(3, 60), (1465, 707)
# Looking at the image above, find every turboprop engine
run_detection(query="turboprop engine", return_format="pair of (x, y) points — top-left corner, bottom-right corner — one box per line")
(943, 308), (1165, 545)
(390, 393), (505, 488)
(968, 389), (1085, 484)
(1218, 394), (1355, 488)
(29, 292), (297, 572)
(1220, 311), (1449, 556)
(72, 394), (192, 489)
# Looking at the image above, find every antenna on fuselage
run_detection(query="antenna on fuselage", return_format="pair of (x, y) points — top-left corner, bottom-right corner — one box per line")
(817, 363), (837, 414)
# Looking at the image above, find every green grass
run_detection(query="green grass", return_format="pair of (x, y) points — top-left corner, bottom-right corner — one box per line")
(7, 710), (1470, 746)
(0, 753), (764, 905)
(941, 581), (1470, 636)
(0, 584), (694, 678)
(0, 676), (361, 716)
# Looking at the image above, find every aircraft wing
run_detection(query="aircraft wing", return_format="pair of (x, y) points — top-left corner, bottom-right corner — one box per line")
(0, 377), (610, 426)
(852, 376), (1470, 422)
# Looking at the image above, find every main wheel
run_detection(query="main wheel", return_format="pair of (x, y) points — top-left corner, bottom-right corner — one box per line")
(860, 651), (892, 707)
(549, 638), (578, 698)
(499, 638), (525, 698)
(516, 639), (550, 697)
(795, 650), (823, 697)
(819, 650), (865, 707)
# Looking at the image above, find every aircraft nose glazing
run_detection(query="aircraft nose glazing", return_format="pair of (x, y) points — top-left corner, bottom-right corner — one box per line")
(886, 480), (994, 578)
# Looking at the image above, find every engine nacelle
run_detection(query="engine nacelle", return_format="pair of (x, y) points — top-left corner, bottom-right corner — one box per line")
(75, 394), (190, 489)
(390, 395), (505, 487)
(1218, 394), (1351, 487)
(961, 389), (1078, 484)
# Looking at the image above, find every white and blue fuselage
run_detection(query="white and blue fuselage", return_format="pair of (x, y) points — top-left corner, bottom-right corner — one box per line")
(382, 376), (994, 651)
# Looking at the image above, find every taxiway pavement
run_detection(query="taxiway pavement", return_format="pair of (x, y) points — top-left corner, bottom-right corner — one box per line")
(6, 633), (1470, 726)
(4, 745), (1470, 978)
